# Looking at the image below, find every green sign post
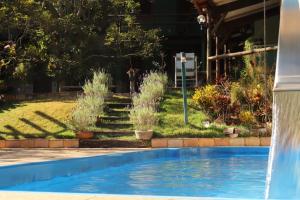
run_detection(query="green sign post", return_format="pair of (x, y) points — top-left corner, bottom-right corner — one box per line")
(180, 52), (188, 125)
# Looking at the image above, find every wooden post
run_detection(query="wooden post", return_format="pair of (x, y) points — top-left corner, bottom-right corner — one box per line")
(206, 12), (211, 83)
(228, 49), (231, 77)
(215, 36), (220, 82)
(224, 44), (227, 77)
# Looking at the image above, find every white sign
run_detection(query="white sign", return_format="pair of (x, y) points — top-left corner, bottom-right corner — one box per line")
(175, 53), (195, 70)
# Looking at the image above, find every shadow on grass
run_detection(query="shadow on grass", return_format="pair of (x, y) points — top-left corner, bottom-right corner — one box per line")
(1, 111), (74, 139)
(0, 101), (25, 114)
(35, 111), (68, 129)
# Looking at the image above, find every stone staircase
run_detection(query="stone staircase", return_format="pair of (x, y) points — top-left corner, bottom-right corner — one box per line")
(80, 93), (150, 148)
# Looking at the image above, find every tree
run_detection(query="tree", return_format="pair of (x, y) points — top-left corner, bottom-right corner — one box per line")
(0, 0), (49, 83)
(105, 0), (162, 61)
(0, 0), (162, 90)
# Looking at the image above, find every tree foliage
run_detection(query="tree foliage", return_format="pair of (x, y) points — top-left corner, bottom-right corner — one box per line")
(105, 0), (162, 59)
(0, 0), (162, 87)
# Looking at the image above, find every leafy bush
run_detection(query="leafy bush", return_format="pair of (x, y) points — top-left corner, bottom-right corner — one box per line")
(130, 106), (158, 131)
(230, 82), (244, 105)
(133, 72), (168, 110)
(192, 84), (232, 121)
(130, 71), (167, 131)
(70, 70), (111, 131)
(239, 110), (256, 127)
(192, 85), (218, 114)
(83, 70), (110, 98)
(70, 96), (98, 131)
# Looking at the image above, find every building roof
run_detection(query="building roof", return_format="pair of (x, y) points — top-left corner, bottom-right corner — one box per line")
(192, 0), (280, 21)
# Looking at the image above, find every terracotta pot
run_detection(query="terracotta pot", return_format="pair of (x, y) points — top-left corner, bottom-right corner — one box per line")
(229, 133), (239, 138)
(76, 131), (94, 139)
(135, 130), (153, 140)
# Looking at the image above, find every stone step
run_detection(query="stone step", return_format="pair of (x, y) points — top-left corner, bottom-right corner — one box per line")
(101, 116), (130, 121)
(106, 102), (131, 109)
(100, 120), (132, 125)
(93, 130), (134, 135)
(106, 93), (132, 103)
(96, 123), (133, 130)
(107, 109), (130, 116)
(79, 139), (150, 148)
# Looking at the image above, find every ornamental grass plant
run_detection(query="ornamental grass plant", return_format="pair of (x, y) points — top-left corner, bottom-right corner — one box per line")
(70, 70), (110, 131)
(130, 71), (167, 131)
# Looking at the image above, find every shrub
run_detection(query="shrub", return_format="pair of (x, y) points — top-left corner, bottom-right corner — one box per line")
(192, 85), (218, 116)
(70, 70), (111, 131)
(215, 94), (231, 120)
(83, 70), (110, 98)
(192, 38), (274, 127)
(239, 110), (256, 127)
(133, 72), (168, 110)
(70, 96), (98, 131)
(230, 82), (244, 105)
(130, 71), (167, 131)
(130, 106), (158, 131)
(132, 92), (156, 110)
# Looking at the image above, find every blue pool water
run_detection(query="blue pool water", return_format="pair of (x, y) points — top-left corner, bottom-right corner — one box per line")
(0, 148), (269, 199)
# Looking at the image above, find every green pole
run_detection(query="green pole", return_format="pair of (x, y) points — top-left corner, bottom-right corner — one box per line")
(181, 52), (188, 125)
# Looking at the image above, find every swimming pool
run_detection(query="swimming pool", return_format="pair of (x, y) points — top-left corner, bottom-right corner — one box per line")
(0, 148), (268, 199)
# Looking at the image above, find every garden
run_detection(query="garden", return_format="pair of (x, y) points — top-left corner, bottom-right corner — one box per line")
(0, 1), (274, 146)
(0, 61), (273, 143)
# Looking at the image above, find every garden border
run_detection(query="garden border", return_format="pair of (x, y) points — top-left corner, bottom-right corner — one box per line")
(151, 137), (271, 148)
(0, 139), (79, 148)
(0, 138), (271, 148)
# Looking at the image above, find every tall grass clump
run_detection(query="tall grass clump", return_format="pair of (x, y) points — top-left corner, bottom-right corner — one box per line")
(132, 72), (168, 110)
(130, 72), (168, 131)
(70, 70), (111, 131)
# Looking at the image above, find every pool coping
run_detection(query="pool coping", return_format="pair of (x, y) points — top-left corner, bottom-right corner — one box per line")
(0, 190), (264, 200)
(151, 137), (271, 148)
(0, 139), (79, 148)
(0, 148), (150, 167)
(0, 137), (271, 149)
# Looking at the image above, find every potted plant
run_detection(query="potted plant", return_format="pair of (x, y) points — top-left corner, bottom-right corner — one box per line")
(130, 106), (157, 140)
(70, 97), (98, 139)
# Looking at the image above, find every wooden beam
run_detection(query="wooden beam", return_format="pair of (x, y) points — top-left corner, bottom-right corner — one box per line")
(215, 36), (220, 81)
(224, 44), (227, 77)
(208, 46), (278, 61)
(218, 7), (279, 46)
(215, 0), (266, 14)
(224, 0), (280, 22)
(211, 13), (226, 35)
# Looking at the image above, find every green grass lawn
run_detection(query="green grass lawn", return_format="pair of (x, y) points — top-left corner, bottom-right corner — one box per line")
(154, 90), (229, 138)
(0, 99), (76, 139)
(0, 90), (249, 140)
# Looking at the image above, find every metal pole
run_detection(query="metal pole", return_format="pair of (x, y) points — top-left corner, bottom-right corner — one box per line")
(206, 12), (211, 83)
(181, 52), (188, 125)
(263, 0), (268, 123)
(195, 56), (199, 87)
